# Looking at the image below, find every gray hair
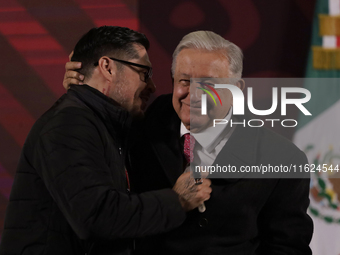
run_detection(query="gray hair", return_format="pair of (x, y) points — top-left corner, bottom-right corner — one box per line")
(171, 31), (243, 78)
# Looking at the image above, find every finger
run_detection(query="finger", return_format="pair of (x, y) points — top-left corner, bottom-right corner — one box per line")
(182, 172), (191, 178)
(196, 185), (212, 194)
(65, 70), (84, 81)
(69, 51), (74, 61)
(196, 194), (210, 203)
(197, 183), (209, 190)
(197, 186), (212, 195)
(202, 179), (211, 186)
(202, 190), (211, 199)
(196, 190), (210, 200)
(199, 182), (210, 189)
(179, 172), (191, 181)
(205, 187), (212, 195)
(64, 78), (83, 87)
(65, 61), (82, 71)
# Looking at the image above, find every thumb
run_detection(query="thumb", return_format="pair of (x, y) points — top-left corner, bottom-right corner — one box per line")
(69, 51), (74, 61)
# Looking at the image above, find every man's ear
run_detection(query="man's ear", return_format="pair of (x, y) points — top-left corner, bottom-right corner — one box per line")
(97, 56), (115, 81)
(237, 79), (245, 91)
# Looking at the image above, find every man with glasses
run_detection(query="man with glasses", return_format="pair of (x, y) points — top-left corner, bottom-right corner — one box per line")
(95, 57), (153, 82)
(63, 30), (313, 255)
(0, 26), (212, 255)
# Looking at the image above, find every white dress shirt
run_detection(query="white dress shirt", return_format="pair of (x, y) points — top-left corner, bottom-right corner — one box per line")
(180, 108), (235, 167)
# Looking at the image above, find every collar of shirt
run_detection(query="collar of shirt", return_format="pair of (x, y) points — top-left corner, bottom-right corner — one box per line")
(180, 107), (233, 154)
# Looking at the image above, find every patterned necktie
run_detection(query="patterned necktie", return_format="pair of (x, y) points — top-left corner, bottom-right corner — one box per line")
(183, 133), (195, 164)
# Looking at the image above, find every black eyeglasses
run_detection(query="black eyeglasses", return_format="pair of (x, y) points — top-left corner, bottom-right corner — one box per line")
(94, 57), (153, 82)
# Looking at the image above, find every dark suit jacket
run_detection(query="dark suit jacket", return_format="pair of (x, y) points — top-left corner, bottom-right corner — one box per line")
(128, 94), (313, 255)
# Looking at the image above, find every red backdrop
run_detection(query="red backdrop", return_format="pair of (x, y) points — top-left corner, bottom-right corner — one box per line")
(0, 0), (315, 239)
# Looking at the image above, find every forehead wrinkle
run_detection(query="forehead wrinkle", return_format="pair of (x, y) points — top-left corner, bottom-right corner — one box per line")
(179, 73), (190, 77)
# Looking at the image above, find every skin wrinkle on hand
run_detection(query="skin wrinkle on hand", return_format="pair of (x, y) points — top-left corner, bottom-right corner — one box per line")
(174, 175), (198, 203)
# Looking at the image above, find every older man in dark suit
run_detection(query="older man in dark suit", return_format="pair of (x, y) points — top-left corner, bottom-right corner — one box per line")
(64, 30), (313, 255)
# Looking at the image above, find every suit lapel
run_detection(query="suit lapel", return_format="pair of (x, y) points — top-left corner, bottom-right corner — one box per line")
(212, 120), (260, 182)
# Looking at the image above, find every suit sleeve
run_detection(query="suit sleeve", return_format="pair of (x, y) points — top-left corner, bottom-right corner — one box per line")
(257, 150), (313, 255)
(33, 108), (186, 240)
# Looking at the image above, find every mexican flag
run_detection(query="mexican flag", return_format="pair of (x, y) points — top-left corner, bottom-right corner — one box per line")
(293, 0), (340, 254)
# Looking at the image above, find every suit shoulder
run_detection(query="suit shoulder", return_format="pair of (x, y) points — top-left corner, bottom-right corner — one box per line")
(258, 126), (306, 159)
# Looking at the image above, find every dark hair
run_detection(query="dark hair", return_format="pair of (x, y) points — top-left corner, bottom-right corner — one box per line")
(71, 26), (149, 78)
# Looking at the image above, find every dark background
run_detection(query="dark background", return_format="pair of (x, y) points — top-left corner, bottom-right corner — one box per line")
(0, 0), (316, 239)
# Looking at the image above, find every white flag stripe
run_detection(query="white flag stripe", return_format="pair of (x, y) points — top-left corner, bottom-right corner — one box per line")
(310, 217), (340, 255)
(323, 35), (337, 48)
(294, 98), (340, 154)
(329, 0), (340, 15)
(294, 98), (340, 255)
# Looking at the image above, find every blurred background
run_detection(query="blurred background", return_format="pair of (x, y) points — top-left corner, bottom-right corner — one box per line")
(2, 0), (340, 254)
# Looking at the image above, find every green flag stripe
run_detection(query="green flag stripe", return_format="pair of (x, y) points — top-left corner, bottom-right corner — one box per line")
(297, 79), (340, 129)
(298, 0), (340, 130)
